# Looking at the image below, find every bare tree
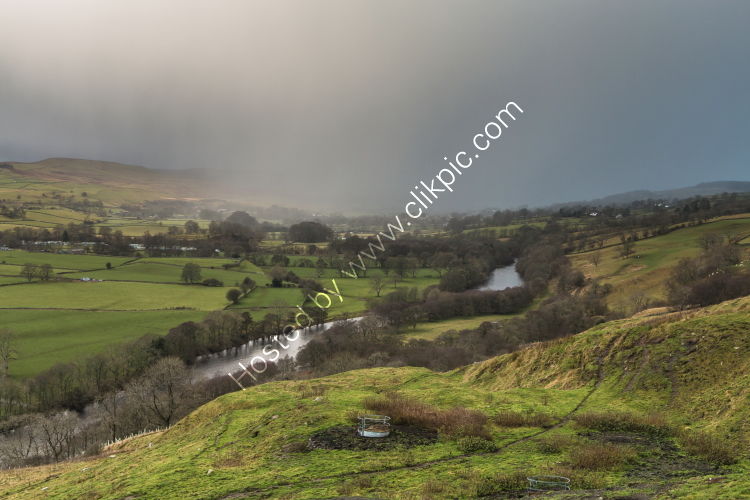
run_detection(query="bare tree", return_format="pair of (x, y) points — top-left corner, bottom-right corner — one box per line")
(0, 421), (39, 466)
(618, 235), (635, 259)
(20, 263), (37, 282)
(34, 411), (79, 462)
(628, 291), (650, 314)
(698, 232), (722, 251)
(589, 251), (602, 268)
(127, 357), (193, 428)
(38, 263), (53, 281)
(370, 275), (385, 297)
(0, 329), (18, 378)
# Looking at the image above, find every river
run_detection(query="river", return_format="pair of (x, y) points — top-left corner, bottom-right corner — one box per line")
(192, 262), (523, 380)
(478, 262), (524, 290)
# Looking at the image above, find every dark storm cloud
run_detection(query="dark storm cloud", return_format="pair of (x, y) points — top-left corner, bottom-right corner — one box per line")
(1, 0), (749, 212)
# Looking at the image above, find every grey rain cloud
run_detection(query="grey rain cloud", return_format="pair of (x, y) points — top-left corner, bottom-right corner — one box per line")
(1, 0), (749, 213)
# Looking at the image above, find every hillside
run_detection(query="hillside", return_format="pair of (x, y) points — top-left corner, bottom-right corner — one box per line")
(0, 158), (219, 205)
(2, 297), (750, 499)
(570, 214), (750, 311)
(554, 181), (750, 208)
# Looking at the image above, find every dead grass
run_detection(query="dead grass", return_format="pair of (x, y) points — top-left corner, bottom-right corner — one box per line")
(568, 442), (636, 470)
(363, 392), (490, 439)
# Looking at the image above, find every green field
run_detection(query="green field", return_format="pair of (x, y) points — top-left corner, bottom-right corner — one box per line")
(240, 265), (442, 318)
(401, 314), (511, 340)
(0, 203), (210, 237)
(0, 281), (229, 310)
(0, 250), (133, 270)
(229, 286), (305, 310)
(65, 261), (262, 285)
(1, 310), (206, 377)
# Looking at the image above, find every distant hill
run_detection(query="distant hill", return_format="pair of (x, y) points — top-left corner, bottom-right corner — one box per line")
(0, 157), (218, 204)
(556, 181), (750, 208)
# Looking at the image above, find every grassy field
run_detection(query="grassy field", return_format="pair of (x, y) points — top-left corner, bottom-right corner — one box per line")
(0, 213), (212, 237)
(1, 310), (206, 377)
(240, 265), (442, 318)
(400, 314), (512, 340)
(229, 286), (305, 311)
(399, 295), (546, 341)
(0, 250), (133, 270)
(0, 281), (230, 310)
(3, 297), (750, 498)
(571, 217), (750, 311)
(65, 261), (263, 285)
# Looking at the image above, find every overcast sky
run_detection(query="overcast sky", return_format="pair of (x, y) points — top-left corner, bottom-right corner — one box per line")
(1, 0), (749, 213)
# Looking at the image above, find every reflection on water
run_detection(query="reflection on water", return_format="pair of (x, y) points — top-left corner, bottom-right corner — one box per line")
(192, 317), (360, 380)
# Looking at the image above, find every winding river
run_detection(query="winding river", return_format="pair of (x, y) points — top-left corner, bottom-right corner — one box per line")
(192, 263), (523, 380)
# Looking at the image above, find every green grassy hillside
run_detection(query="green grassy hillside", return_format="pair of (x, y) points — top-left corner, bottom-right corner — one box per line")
(3, 297), (750, 499)
(571, 216), (750, 311)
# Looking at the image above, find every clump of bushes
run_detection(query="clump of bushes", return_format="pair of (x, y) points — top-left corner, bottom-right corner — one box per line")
(568, 442), (636, 470)
(494, 410), (555, 428)
(573, 411), (672, 437)
(678, 430), (738, 465)
(456, 436), (498, 453)
(201, 278), (224, 287)
(363, 392), (490, 439)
